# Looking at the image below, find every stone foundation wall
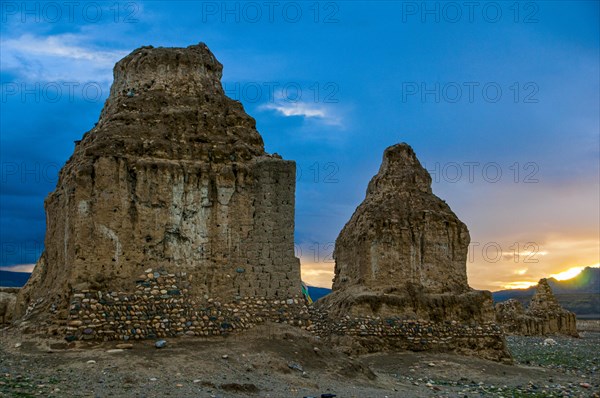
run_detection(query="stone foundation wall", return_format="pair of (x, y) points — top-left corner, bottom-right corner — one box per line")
(61, 272), (508, 360)
(307, 312), (509, 361)
(65, 268), (308, 341)
(25, 270), (510, 361)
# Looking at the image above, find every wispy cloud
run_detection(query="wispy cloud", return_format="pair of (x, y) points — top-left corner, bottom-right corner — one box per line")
(0, 264), (35, 273)
(1, 33), (127, 83)
(300, 260), (334, 288)
(260, 101), (344, 127)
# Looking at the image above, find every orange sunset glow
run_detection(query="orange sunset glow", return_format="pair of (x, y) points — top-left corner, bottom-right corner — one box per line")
(299, 213), (600, 290)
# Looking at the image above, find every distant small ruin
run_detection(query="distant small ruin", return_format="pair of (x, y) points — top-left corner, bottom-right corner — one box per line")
(496, 279), (578, 337)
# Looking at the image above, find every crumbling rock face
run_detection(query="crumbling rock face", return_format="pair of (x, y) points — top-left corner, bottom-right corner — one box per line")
(317, 143), (509, 361)
(16, 43), (301, 321)
(332, 144), (470, 294)
(529, 279), (568, 316)
(496, 279), (578, 337)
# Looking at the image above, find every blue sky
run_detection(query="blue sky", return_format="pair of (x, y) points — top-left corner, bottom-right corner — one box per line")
(1, 1), (599, 290)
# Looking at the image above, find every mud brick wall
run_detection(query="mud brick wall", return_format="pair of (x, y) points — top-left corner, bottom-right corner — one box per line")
(232, 158), (301, 299)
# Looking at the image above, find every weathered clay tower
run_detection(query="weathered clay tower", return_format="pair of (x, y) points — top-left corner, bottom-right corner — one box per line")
(15, 44), (303, 337)
(332, 143), (470, 295)
(315, 144), (510, 361)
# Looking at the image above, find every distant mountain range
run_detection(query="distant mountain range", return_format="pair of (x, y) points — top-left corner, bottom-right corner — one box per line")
(3, 267), (598, 317)
(492, 267), (600, 319)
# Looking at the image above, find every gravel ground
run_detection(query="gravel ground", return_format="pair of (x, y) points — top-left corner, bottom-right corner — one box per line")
(0, 323), (598, 397)
(507, 332), (599, 376)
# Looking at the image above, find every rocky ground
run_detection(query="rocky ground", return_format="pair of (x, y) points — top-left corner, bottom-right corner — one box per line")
(0, 322), (598, 398)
